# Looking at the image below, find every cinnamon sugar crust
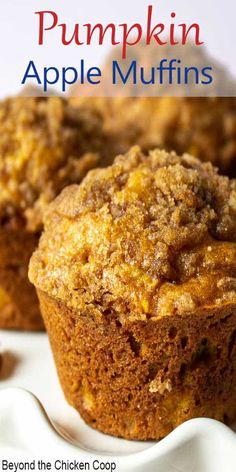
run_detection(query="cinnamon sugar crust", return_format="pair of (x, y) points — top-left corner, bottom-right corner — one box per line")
(29, 148), (236, 438)
(30, 147), (236, 319)
(0, 96), (108, 232)
(0, 96), (109, 330)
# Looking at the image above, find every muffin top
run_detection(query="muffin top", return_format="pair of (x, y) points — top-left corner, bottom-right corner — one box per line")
(29, 147), (236, 320)
(116, 97), (236, 177)
(72, 96), (236, 177)
(71, 39), (236, 177)
(71, 40), (235, 96)
(0, 97), (106, 232)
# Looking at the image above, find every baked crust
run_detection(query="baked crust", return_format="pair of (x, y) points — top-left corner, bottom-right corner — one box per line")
(71, 42), (236, 177)
(0, 96), (108, 232)
(0, 96), (108, 330)
(71, 96), (236, 177)
(29, 147), (236, 314)
(37, 289), (236, 439)
(0, 228), (42, 330)
(29, 147), (236, 437)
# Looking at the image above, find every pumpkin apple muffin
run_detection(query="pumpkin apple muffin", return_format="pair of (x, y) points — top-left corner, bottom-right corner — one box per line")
(71, 43), (236, 176)
(29, 146), (236, 439)
(72, 96), (236, 178)
(0, 96), (108, 330)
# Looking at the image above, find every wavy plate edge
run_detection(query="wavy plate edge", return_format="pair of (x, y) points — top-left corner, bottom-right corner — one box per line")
(0, 387), (236, 472)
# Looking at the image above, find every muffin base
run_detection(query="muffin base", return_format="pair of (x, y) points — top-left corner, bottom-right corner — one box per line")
(0, 230), (43, 331)
(38, 290), (236, 440)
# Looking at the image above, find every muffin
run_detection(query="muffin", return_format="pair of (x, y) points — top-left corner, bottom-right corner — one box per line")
(71, 42), (234, 97)
(72, 96), (236, 176)
(0, 96), (109, 330)
(29, 146), (236, 439)
(71, 42), (236, 177)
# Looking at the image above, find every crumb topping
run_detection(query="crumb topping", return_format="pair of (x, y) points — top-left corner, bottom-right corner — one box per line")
(29, 146), (236, 319)
(0, 97), (106, 231)
(72, 96), (236, 177)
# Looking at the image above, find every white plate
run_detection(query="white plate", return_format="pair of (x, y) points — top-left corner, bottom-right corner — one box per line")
(0, 331), (235, 472)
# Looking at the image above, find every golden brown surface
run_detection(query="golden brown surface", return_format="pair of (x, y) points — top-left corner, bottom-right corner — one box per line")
(0, 229), (42, 330)
(38, 290), (236, 439)
(30, 148), (236, 438)
(71, 41), (236, 177)
(71, 96), (236, 177)
(70, 41), (235, 97)
(30, 147), (236, 317)
(0, 96), (110, 330)
(0, 96), (108, 232)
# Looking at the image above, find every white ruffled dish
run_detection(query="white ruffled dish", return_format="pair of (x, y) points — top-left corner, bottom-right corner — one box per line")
(0, 331), (235, 472)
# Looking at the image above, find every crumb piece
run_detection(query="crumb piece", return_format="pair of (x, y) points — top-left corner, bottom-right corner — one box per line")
(149, 378), (172, 395)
